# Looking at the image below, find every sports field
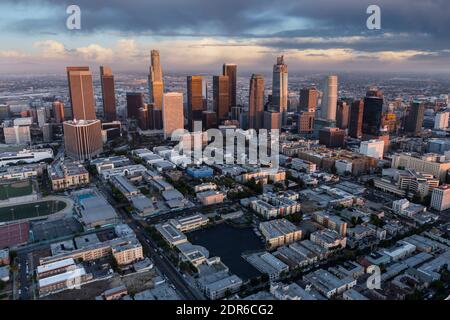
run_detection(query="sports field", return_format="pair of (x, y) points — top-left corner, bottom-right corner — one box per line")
(0, 200), (67, 223)
(0, 180), (33, 201)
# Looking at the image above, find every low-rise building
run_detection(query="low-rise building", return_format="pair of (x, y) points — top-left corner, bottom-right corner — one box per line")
(259, 219), (302, 248)
(169, 214), (209, 232)
(48, 160), (90, 191)
(245, 252), (289, 281)
(310, 229), (346, 250)
(430, 185), (450, 211)
(196, 190), (226, 205)
(303, 269), (356, 298)
(112, 240), (144, 266)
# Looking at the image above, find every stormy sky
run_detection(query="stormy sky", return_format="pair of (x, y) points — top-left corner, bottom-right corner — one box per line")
(1, 0), (450, 74)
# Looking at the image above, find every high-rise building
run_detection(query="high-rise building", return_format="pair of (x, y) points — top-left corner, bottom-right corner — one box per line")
(319, 127), (346, 148)
(299, 87), (318, 113)
(37, 107), (47, 128)
(0, 104), (11, 120)
(248, 74), (265, 130)
(404, 101), (425, 135)
(321, 75), (338, 121)
(264, 111), (281, 130)
(3, 126), (31, 145)
(362, 88), (383, 136)
(359, 139), (384, 159)
(336, 100), (349, 129)
(138, 104), (153, 131)
(272, 56), (288, 113)
(148, 50), (164, 110)
(298, 111), (315, 134)
(187, 76), (205, 131)
(202, 111), (217, 130)
(63, 119), (103, 160)
(100, 66), (117, 122)
(52, 101), (65, 123)
(213, 75), (230, 124)
(223, 64), (237, 108)
(348, 100), (364, 139)
(66, 66), (96, 120)
(162, 92), (184, 139)
(126, 92), (145, 120)
(434, 111), (449, 130)
(430, 185), (450, 211)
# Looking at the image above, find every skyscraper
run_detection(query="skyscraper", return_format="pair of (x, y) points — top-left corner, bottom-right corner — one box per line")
(248, 74), (265, 130)
(272, 56), (288, 113)
(348, 100), (364, 139)
(298, 111), (315, 134)
(162, 92), (184, 139)
(148, 50), (164, 110)
(100, 66), (116, 122)
(405, 101), (425, 135)
(64, 119), (103, 160)
(187, 76), (205, 131)
(66, 66), (96, 120)
(319, 127), (346, 148)
(299, 87), (318, 113)
(321, 75), (338, 121)
(336, 100), (349, 129)
(213, 75), (230, 124)
(52, 101), (65, 123)
(126, 92), (145, 120)
(362, 88), (384, 136)
(223, 64), (237, 108)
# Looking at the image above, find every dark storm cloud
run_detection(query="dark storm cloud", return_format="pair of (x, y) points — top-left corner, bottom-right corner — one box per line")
(4, 0), (450, 52)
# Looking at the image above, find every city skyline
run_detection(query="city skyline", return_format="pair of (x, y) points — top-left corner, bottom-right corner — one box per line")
(1, 0), (450, 74)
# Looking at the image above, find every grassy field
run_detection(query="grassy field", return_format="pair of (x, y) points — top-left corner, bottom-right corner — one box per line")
(0, 181), (33, 201)
(0, 200), (67, 223)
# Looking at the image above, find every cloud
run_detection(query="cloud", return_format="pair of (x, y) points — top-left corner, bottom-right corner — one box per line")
(33, 40), (67, 58)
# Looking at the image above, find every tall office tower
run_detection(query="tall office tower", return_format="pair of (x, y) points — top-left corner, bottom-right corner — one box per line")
(272, 56), (288, 113)
(3, 126), (31, 145)
(264, 111), (281, 130)
(298, 111), (315, 134)
(405, 101), (425, 135)
(138, 104), (153, 130)
(348, 100), (364, 139)
(0, 104), (10, 120)
(319, 127), (346, 148)
(100, 66), (117, 122)
(360, 139), (385, 160)
(162, 92), (184, 139)
(434, 111), (449, 129)
(148, 50), (164, 110)
(63, 119), (103, 160)
(52, 101), (65, 123)
(213, 75), (230, 124)
(336, 101), (349, 129)
(248, 74), (265, 130)
(299, 87), (318, 112)
(37, 107), (47, 127)
(66, 66), (96, 120)
(202, 110), (217, 130)
(362, 88), (383, 136)
(126, 92), (145, 120)
(223, 64), (237, 108)
(320, 75), (338, 121)
(231, 106), (243, 122)
(187, 76), (205, 131)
